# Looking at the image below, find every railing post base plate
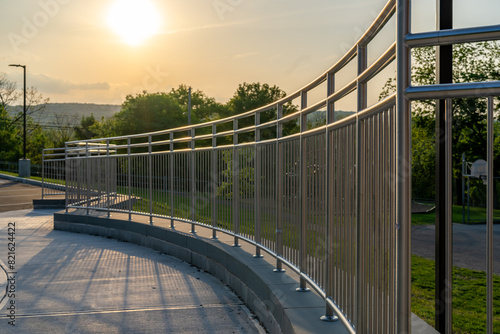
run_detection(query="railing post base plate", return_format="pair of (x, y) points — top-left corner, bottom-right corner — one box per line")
(320, 315), (339, 322)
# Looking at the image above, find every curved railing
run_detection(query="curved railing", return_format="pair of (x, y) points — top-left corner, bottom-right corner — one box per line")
(59, 1), (500, 332)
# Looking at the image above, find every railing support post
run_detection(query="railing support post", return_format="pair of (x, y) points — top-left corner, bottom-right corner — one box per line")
(42, 150), (45, 200)
(127, 138), (132, 221)
(436, 1), (454, 332)
(233, 119), (240, 247)
(148, 135), (154, 225)
(275, 103), (285, 272)
(106, 140), (111, 219)
(191, 129), (196, 233)
(170, 132), (175, 228)
(86, 142), (90, 215)
(396, 0), (412, 332)
(297, 91), (310, 293)
(321, 73), (338, 322)
(212, 124), (218, 239)
(254, 112), (263, 258)
(65, 145), (69, 213)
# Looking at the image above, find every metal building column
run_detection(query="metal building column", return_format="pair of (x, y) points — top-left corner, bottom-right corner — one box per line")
(396, 0), (412, 332)
(436, 1), (453, 332)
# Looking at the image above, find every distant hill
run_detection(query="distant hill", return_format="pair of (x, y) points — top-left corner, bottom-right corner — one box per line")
(42, 103), (121, 119)
(9, 103), (121, 129)
(10, 103), (120, 119)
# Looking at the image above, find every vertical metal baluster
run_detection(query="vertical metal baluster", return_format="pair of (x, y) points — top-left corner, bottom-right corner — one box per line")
(486, 96), (494, 334)
(106, 140), (111, 218)
(148, 135), (154, 225)
(335, 130), (341, 312)
(64, 146), (69, 212)
(382, 110), (388, 333)
(255, 111), (263, 257)
(298, 91), (310, 293)
(367, 118), (372, 332)
(444, 98), (454, 333)
(128, 142), (132, 221)
(170, 133), (175, 228)
(389, 106), (396, 334)
(349, 124), (355, 324)
(42, 150), (45, 199)
(376, 114), (382, 333)
(212, 124), (218, 239)
(322, 83), (337, 319)
(191, 129), (196, 233)
(356, 116), (364, 332)
(86, 142), (90, 215)
(275, 103), (285, 272)
(233, 119), (240, 246)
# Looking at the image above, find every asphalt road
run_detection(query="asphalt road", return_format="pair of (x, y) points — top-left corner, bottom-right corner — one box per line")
(412, 223), (500, 275)
(0, 179), (40, 213)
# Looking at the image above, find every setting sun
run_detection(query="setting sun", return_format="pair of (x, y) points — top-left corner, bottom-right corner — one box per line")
(107, 0), (161, 46)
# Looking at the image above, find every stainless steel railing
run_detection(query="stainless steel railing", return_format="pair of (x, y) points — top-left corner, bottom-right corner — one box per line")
(41, 148), (66, 199)
(58, 0), (500, 333)
(63, 1), (398, 331)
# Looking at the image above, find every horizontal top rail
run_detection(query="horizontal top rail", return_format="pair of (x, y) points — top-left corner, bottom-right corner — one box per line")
(406, 81), (500, 100)
(406, 24), (500, 48)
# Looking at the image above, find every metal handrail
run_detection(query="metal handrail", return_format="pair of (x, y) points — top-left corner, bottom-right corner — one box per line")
(59, 1), (500, 333)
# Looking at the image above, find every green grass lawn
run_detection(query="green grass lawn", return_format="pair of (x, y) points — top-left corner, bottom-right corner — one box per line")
(0, 171), (21, 177)
(412, 205), (500, 225)
(412, 255), (500, 333)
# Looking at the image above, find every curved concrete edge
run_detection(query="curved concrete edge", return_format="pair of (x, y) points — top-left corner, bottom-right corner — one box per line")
(53, 211), (351, 334)
(53, 212), (439, 334)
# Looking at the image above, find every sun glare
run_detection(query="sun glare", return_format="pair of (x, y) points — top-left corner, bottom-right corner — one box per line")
(107, 0), (160, 46)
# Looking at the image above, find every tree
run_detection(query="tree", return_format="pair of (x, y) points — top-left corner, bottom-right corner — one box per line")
(168, 84), (225, 124)
(225, 82), (299, 139)
(226, 82), (286, 116)
(47, 113), (80, 148)
(113, 91), (185, 135)
(0, 73), (49, 163)
(74, 114), (100, 140)
(0, 105), (21, 161)
(381, 41), (500, 203)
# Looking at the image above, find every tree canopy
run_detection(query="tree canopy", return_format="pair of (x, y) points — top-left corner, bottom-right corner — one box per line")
(0, 73), (49, 164)
(381, 41), (500, 203)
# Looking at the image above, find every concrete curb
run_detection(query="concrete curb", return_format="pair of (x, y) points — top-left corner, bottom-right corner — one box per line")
(0, 172), (66, 192)
(0, 172), (44, 187)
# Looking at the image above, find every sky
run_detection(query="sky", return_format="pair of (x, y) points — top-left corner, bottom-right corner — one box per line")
(1, 0), (499, 106)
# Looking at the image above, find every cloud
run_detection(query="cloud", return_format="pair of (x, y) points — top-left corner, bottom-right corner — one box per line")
(30, 74), (110, 94)
(211, 51), (260, 61)
(159, 3), (341, 36)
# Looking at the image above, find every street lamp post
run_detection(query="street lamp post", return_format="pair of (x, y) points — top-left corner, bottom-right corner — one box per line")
(9, 64), (30, 177)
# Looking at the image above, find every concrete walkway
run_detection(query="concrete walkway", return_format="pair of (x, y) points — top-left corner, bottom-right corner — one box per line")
(0, 207), (266, 333)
